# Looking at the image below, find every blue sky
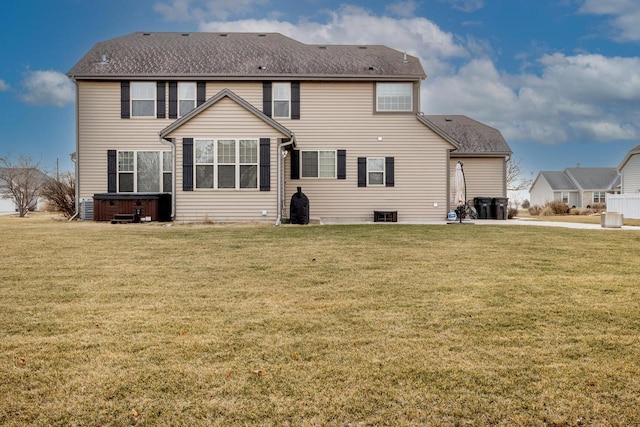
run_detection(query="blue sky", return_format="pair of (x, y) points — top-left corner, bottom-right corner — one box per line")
(2, 0), (640, 188)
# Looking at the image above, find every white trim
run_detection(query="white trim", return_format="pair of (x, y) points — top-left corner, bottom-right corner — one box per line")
(130, 81), (156, 118)
(300, 149), (337, 179)
(272, 82), (291, 119)
(376, 82), (413, 112)
(193, 137), (260, 190)
(178, 82), (196, 117)
(117, 150), (172, 193)
(366, 156), (385, 186)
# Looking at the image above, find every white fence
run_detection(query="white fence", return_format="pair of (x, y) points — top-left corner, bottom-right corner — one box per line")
(606, 194), (640, 219)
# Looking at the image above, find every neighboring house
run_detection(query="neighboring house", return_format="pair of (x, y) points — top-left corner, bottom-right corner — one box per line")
(529, 167), (620, 208)
(68, 32), (511, 223)
(617, 144), (640, 193)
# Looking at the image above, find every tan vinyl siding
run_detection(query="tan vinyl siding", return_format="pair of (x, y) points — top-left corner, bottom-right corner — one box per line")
(448, 157), (506, 209)
(76, 81), (175, 200)
(622, 154), (640, 193)
(165, 96), (285, 223)
(282, 82), (453, 222)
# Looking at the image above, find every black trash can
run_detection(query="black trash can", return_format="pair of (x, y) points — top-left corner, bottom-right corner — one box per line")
(474, 197), (492, 219)
(290, 187), (309, 224)
(491, 197), (509, 220)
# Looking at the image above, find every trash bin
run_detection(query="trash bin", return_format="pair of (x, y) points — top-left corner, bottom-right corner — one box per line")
(474, 197), (492, 219)
(492, 197), (509, 220)
(290, 187), (309, 224)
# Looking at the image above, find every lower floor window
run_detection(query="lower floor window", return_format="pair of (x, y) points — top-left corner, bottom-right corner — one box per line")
(593, 191), (606, 204)
(301, 150), (336, 178)
(195, 138), (258, 189)
(118, 150), (172, 192)
(367, 157), (385, 186)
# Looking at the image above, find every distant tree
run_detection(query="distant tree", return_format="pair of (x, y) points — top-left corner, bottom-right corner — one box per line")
(521, 199), (530, 209)
(507, 157), (532, 192)
(0, 155), (47, 217)
(41, 171), (75, 218)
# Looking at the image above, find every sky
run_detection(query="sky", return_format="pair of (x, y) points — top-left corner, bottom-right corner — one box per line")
(2, 0), (640, 191)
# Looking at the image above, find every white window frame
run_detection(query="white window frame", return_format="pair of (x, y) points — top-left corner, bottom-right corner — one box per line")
(117, 150), (172, 193)
(178, 82), (196, 117)
(273, 82), (291, 119)
(130, 82), (156, 117)
(367, 157), (385, 186)
(376, 82), (413, 112)
(300, 150), (336, 179)
(593, 191), (606, 204)
(560, 192), (569, 204)
(194, 138), (259, 190)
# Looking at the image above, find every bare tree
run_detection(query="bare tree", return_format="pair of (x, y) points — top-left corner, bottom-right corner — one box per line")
(0, 155), (47, 217)
(507, 157), (532, 192)
(41, 171), (76, 218)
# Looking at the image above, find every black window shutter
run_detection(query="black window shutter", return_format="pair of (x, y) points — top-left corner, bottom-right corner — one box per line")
(263, 82), (272, 117)
(291, 81), (300, 120)
(385, 157), (395, 187)
(120, 81), (130, 119)
(107, 150), (117, 193)
(183, 138), (194, 191)
(197, 82), (206, 106)
(169, 82), (178, 119)
(358, 157), (366, 187)
(259, 138), (270, 191)
(337, 150), (346, 179)
(157, 81), (166, 119)
(290, 149), (300, 180)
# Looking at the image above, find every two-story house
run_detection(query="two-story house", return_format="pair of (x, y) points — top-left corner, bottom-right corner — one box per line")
(68, 32), (511, 223)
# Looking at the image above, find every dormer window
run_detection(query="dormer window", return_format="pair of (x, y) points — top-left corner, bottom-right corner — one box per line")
(376, 82), (413, 112)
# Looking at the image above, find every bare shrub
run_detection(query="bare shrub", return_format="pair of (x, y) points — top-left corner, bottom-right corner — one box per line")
(508, 207), (518, 219)
(40, 172), (75, 218)
(528, 205), (543, 216)
(546, 200), (570, 215)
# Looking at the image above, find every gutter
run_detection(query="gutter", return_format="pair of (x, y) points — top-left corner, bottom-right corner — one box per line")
(160, 136), (177, 220)
(275, 135), (296, 226)
(71, 76), (80, 220)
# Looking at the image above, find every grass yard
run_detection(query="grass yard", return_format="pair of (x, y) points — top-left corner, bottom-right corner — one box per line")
(1, 214), (640, 426)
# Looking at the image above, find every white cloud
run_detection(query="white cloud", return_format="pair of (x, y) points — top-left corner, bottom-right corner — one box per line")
(183, 4), (640, 145)
(579, 0), (640, 41)
(154, 0), (268, 21)
(0, 79), (9, 92)
(20, 70), (75, 107)
(438, 0), (485, 13)
(385, 1), (420, 18)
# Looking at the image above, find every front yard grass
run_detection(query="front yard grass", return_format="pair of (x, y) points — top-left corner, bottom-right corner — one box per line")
(1, 213), (640, 425)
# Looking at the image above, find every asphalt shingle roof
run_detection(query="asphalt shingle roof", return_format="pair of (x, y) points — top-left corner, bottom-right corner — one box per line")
(539, 171), (578, 191)
(565, 167), (620, 190)
(421, 115), (512, 155)
(68, 32), (426, 80)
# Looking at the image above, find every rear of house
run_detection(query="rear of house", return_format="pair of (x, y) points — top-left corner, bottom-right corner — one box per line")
(68, 32), (510, 223)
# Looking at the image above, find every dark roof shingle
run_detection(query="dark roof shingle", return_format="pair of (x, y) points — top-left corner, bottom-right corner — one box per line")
(68, 32), (426, 80)
(421, 115), (511, 155)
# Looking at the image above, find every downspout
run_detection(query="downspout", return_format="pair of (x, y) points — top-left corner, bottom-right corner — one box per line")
(71, 76), (80, 220)
(160, 137), (177, 220)
(275, 135), (295, 226)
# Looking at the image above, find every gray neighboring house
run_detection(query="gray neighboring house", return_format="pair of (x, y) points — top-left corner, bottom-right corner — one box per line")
(617, 144), (640, 193)
(529, 167), (620, 208)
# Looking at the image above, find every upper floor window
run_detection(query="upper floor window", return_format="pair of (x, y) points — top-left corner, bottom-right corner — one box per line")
(273, 83), (290, 118)
(301, 150), (336, 178)
(195, 139), (258, 190)
(179, 82), (196, 117)
(376, 82), (413, 112)
(131, 82), (156, 117)
(118, 150), (172, 192)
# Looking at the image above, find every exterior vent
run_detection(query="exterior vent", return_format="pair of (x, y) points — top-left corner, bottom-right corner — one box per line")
(142, 33), (152, 36)
(80, 198), (94, 220)
(220, 33), (228, 37)
(359, 46), (367, 49)
(181, 33), (190, 36)
(258, 34), (266, 37)
(319, 46), (327, 49)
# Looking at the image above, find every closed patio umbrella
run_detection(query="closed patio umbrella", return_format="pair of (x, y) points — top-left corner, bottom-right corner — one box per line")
(455, 161), (465, 206)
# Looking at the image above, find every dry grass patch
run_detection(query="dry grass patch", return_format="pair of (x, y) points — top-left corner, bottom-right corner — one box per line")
(1, 213), (640, 425)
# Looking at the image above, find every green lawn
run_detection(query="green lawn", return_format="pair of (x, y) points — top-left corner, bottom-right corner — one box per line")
(2, 214), (640, 426)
